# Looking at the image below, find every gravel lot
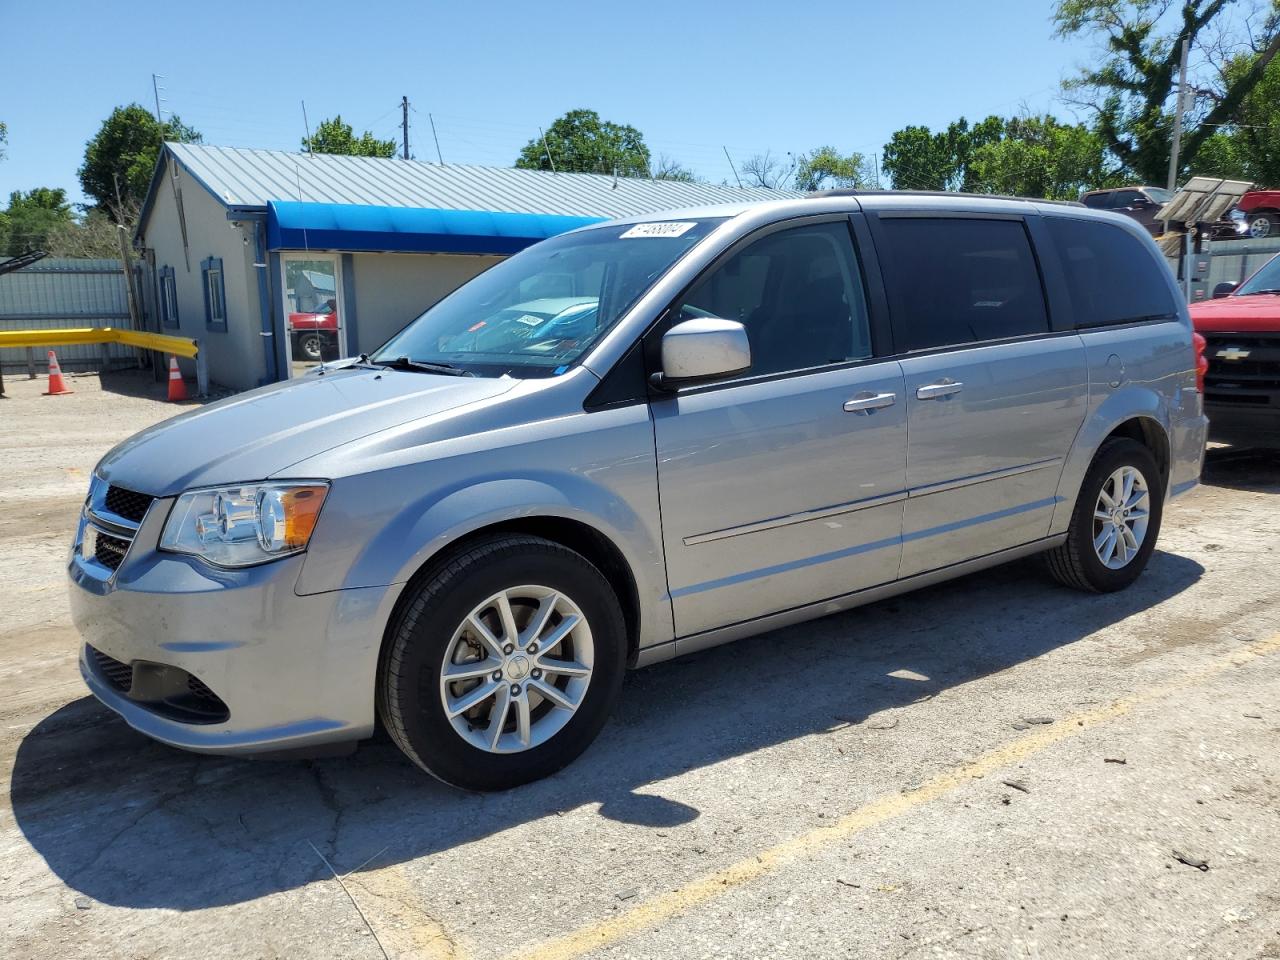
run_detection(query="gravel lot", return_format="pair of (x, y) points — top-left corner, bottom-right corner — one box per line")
(2, 369), (1279, 960)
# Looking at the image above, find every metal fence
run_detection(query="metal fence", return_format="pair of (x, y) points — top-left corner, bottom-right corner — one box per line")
(0, 258), (137, 374)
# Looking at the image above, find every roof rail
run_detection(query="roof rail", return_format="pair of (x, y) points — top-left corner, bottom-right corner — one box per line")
(806, 188), (1084, 208)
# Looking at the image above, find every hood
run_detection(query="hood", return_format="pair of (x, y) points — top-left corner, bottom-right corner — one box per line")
(97, 368), (516, 496)
(1189, 293), (1280, 333)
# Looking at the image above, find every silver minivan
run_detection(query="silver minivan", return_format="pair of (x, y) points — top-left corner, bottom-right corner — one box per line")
(71, 193), (1209, 790)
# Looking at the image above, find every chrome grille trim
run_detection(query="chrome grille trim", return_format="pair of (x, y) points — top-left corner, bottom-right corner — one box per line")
(74, 476), (154, 579)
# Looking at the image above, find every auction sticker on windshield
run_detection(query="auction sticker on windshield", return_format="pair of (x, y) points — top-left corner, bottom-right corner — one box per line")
(620, 221), (698, 239)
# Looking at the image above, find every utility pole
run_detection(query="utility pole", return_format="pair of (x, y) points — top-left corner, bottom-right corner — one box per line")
(151, 74), (166, 123)
(1167, 37), (1190, 192)
(401, 96), (410, 160)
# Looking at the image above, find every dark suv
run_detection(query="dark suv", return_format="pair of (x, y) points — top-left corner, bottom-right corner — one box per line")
(1080, 186), (1173, 236)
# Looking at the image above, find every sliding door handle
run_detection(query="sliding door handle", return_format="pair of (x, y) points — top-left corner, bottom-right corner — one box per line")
(916, 380), (963, 401)
(843, 391), (897, 414)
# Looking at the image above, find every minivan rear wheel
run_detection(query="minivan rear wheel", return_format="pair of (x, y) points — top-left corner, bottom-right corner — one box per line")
(1045, 438), (1164, 593)
(378, 534), (626, 790)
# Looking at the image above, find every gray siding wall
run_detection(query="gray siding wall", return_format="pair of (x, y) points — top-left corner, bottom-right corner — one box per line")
(140, 160), (267, 390)
(348, 252), (500, 353)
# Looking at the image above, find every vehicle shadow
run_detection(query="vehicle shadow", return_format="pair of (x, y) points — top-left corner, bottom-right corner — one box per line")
(10, 550), (1203, 911)
(1202, 445), (1280, 494)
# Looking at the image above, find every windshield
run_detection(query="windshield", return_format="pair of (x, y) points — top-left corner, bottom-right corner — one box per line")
(1236, 253), (1280, 296)
(372, 218), (727, 377)
(1145, 187), (1173, 204)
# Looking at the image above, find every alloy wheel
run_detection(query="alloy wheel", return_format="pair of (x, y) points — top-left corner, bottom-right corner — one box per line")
(439, 585), (594, 754)
(1092, 465), (1150, 569)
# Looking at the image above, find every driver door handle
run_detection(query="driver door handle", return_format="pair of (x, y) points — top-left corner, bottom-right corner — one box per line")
(843, 391), (897, 414)
(916, 380), (964, 401)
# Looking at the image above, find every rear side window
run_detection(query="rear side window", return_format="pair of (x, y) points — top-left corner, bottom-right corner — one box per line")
(876, 217), (1049, 352)
(1046, 217), (1178, 327)
(1081, 192), (1111, 209)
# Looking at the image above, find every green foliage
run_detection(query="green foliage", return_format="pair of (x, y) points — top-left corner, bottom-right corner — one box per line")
(882, 117), (1004, 192)
(516, 109), (651, 177)
(792, 146), (872, 191)
(882, 114), (1119, 199)
(3, 187), (73, 256)
(79, 104), (201, 219)
(0, 120), (7, 160)
(1052, 0), (1280, 184)
(303, 116), (397, 158)
(1195, 49), (1280, 186)
(969, 115), (1121, 199)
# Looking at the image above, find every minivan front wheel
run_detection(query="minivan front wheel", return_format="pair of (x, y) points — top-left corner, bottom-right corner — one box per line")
(378, 534), (626, 790)
(1046, 438), (1164, 592)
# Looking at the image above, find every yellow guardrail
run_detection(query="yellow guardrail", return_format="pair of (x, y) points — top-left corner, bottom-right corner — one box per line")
(0, 326), (199, 358)
(0, 326), (206, 397)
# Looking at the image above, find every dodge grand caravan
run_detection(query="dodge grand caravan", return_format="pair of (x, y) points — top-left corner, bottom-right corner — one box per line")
(71, 193), (1208, 790)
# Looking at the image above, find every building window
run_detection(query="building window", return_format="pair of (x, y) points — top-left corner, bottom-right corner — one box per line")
(202, 257), (227, 332)
(159, 266), (179, 329)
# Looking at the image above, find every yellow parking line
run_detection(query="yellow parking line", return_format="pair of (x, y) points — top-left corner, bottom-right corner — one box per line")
(510, 632), (1280, 960)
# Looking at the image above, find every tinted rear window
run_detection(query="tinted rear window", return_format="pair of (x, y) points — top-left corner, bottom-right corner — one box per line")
(1081, 193), (1111, 209)
(877, 217), (1050, 352)
(1046, 217), (1178, 327)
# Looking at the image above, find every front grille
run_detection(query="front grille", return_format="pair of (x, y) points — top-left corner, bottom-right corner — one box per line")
(1204, 332), (1280, 406)
(104, 485), (155, 524)
(89, 646), (133, 693)
(93, 531), (131, 570)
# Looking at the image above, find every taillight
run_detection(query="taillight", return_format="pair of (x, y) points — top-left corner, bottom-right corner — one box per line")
(1192, 331), (1208, 393)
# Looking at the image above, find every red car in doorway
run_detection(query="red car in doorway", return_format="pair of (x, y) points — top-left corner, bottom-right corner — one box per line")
(289, 298), (338, 362)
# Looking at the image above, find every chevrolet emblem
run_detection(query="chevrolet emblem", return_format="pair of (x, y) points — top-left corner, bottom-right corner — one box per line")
(1216, 346), (1251, 361)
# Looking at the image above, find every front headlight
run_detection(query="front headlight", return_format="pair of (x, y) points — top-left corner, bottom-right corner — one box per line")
(159, 482), (329, 567)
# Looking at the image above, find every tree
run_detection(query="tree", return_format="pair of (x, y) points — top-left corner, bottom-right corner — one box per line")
(741, 150), (795, 189)
(515, 109), (650, 177)
(881, 117), (1004, 191)
(968, 115), (1121, 199)
(46, 205), (132, 259)
(1193, 48), (1280, 185)
(792, 146), (873, 191)
(0, 120), (7, 161)
(1054, 0), (1280, 184)
(3, 187), (73, 256)
(651, 154), (697, 181)
(79, 104), (201, 220)
(303, 115), (397, 158)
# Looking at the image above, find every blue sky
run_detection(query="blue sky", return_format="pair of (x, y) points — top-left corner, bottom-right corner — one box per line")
(1, 0), (1097, 207)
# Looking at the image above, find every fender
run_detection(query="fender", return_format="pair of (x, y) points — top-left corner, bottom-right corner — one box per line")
(1050, 383), (1172, 536)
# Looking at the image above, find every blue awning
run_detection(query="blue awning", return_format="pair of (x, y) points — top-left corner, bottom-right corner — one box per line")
(266, 201), (605, 255)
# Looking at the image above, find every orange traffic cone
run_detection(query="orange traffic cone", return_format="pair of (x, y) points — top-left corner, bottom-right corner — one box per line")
(43, 350), (73, 396)
(166, 356), (189, 402)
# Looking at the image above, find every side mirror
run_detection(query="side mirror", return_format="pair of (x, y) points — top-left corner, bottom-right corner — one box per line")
(1212, 281), (1237, 299)
(654, 317), (751, 390)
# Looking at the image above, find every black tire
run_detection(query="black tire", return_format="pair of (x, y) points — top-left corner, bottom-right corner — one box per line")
(378, 534), (626, 790)
(1045, 438), (1164, 593)
(298, 333), (324, 361)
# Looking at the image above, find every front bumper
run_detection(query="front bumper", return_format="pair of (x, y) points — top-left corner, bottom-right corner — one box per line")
(1205, 402), (1280, 448)
(69, 492), (397, 755)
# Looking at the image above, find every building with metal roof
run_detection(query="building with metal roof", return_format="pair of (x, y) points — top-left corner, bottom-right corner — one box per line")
(133, 144), (796, 390)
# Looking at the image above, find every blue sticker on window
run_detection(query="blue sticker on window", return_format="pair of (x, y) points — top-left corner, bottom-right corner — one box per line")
(554, 365), (569, 375)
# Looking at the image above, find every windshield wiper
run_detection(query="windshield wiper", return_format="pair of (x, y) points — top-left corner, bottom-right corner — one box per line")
(1240, 288), (1280, 296)
(374, 356), (474, 377)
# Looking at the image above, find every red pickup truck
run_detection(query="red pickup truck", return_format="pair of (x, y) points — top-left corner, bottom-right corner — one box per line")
(289, 299), (338, 362)
(1236, 190), (1280, 239)
(1189, 251), (1280, 447)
